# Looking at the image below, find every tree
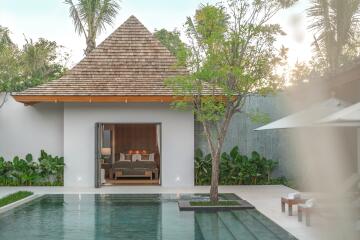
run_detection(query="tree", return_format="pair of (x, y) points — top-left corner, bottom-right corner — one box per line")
(65, 0), (121, 55)
(154, 29), (187, 64)
(307, 0), (360, 74)
(0, 26), (14, 48)
(0, 29), (67, 108)
(166, 0), (294, 202)
(22, 38), (67, 83)
(0, 27), (19, 108)
(290, 61), (312, 86)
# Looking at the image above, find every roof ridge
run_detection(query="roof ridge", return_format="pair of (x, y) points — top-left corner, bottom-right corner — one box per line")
(91, 15), (154, 54)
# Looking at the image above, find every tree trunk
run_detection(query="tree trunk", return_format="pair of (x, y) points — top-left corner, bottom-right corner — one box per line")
(200, 104), (236, 203)
(85, 37), (96, 55)
(210, 151), (220, 202)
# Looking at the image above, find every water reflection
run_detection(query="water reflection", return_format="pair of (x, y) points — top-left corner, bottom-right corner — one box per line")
(0, 194), (296, 240)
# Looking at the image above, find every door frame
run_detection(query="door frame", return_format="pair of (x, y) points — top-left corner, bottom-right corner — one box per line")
(95, 122), (162, 187)
(95, 123), (102, 188)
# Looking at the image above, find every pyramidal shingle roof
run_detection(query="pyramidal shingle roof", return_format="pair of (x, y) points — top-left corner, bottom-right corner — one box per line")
(14, 16), (187, 98)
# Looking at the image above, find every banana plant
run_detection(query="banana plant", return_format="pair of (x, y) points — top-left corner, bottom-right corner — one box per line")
(0, 157), (14, 185)
(39, 150), (65, 182)
(0, 150), (65, 186)
(264, 159), (278, 182)
(195, 146), (282, 185)
(194, 149), (212, 185)
(11, 155), (39, 185)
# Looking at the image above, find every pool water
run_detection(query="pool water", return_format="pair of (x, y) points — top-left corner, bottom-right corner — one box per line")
(0, 194), (297, 240)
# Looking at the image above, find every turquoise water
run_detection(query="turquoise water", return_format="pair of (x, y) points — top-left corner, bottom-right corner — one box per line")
(0, 194), (297, 240)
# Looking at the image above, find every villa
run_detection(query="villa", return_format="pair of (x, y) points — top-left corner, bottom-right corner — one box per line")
(0, 16), (195, 188)
(2, 0), (360, 238)
(0, 14), (314, 240)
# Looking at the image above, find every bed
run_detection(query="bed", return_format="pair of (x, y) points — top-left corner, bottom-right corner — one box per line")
(110, 160), (159, 180)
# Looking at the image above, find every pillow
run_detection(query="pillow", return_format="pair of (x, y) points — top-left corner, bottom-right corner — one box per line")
(139, 153), (155, 162)
(287, 193), (301, 200)
(305, 199), (316, 208)
(132, 154), (142, 162)
(119, 153), (131, 162)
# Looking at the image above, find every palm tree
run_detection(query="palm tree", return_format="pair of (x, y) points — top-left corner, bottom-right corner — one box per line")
(65, 0), (121, 55)
(308, 0), (360, 74)
(0, 26), (14, 48)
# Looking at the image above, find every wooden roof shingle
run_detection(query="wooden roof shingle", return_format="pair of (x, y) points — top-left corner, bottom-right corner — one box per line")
(13, 15), (187, 103)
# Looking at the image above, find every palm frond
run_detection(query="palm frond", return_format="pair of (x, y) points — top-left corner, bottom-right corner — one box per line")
(64, 0), (87, 38)
(77, 0), (97, 36)
(95, 0), (121, 35)
(65, 0), (120, 54)
(307, 0), (360, 72)
(333, 0), (360, 48)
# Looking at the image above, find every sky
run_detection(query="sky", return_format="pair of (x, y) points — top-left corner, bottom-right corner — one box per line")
(0, 0), (313, 68)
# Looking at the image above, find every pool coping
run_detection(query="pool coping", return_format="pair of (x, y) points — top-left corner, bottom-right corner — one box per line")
(178, 199), (255, 211)
(0, 194), (43, 214)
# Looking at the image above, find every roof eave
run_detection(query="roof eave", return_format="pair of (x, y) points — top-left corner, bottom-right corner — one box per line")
(12, 95), (184, 105)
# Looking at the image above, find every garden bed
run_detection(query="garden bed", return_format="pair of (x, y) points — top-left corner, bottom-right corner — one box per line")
(0, 191), (33, 208)
(178, 199), (254, 211)
(0, 191), (43, 214)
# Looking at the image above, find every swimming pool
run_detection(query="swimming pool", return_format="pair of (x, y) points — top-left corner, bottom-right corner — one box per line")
(0, 194), (297, 240)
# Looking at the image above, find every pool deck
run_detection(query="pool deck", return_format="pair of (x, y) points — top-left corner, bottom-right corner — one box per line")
(0, 185), (319, 240)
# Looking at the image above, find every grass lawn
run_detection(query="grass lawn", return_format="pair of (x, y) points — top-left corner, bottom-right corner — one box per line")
(0, 191), (33, 208)
(189, 200), (240, 206)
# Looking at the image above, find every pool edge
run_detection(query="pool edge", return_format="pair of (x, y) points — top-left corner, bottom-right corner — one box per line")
(0, 194), (44, 214)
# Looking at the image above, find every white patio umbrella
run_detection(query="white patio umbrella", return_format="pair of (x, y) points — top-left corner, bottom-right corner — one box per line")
(254, 98), (350, 131)
(318, 102), (360, 126)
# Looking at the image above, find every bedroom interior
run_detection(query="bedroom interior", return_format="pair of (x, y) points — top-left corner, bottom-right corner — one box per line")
(99, 123), (161, 186)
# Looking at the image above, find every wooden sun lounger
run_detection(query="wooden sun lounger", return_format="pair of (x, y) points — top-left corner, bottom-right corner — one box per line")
(281, 197), (306, 216)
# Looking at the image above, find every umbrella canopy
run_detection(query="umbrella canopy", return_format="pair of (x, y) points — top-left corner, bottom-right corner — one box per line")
(255, 98), (350, 130)
(318, 102), (360, 126)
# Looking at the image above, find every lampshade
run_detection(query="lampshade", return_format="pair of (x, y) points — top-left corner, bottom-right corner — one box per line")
(101, 147), (111, 156)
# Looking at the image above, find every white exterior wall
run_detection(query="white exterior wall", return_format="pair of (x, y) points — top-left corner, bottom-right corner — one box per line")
(63, 102), (194, 187)
(357, 128), (360, 174)
(0, 95), (64, 160)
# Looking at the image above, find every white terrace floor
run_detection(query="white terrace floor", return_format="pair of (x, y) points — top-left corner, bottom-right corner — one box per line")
(0, 185), (319, 240)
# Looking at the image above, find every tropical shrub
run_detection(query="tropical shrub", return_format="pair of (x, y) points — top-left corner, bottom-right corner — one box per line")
(0, 150), (64, 186)
(194, 149), (212, 185)
(195, 146), (285, 185)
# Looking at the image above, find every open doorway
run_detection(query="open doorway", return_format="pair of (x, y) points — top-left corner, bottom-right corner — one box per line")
(96, 123), (161, 186)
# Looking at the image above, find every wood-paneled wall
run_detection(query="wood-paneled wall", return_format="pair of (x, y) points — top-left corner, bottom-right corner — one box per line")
(103, 123), (160, 166)
(115, 124), (157, 153)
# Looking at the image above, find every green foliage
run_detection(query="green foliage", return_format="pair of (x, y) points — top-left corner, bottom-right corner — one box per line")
(0, 151), (65, 186)
(0, 191), (33, 208)
(194, 149), (212, 185)
(0, 26), (14, 47)
(65, 0), (121, 54)
(154, 29), (188, 65)
(167, 0), (290, 121)
(195, 147), (285, 185)
(38, 150), (65, 183)
(189, 200), (240, 206)
(290, 61), (312, 86)
(307, 0), (360, 74)
(246, 110), (272, 124)
(0, 30), (67, 94)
